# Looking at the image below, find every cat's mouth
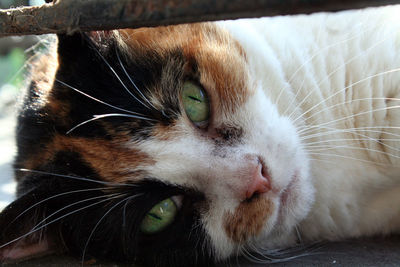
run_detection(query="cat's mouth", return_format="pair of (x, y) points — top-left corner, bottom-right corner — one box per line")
(277, 171), (299, 219)
(281, 173), (298, 204)
(220, 166), (305, 248)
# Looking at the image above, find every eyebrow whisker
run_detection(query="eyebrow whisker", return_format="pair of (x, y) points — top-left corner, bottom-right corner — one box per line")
(85, 34), (151, 110)
(66, 113), (157, 134)
(55, 79), (143, 116)
(115, 48), (157, 110)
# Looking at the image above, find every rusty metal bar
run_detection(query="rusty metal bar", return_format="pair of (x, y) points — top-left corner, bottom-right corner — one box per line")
(0, 0), (399, 37)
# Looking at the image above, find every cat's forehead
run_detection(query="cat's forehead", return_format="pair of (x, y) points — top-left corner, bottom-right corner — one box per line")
(116, 24), (253, 115)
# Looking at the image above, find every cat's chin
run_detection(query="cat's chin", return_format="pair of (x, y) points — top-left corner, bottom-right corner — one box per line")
(253, 166), (315, 251)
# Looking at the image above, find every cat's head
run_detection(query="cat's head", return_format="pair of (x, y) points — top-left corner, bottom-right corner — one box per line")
(0, 23), (314, 266)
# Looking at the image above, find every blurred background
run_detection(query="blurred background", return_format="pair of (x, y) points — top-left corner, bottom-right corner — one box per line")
(0, 0), (45, 210)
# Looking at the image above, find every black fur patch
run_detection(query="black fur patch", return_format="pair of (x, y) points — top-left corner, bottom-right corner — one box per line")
(53, 33), (187, 139)
(215, 125), (244, 145)
(3, 31), (219, 266)
(3, 151), (213, 266)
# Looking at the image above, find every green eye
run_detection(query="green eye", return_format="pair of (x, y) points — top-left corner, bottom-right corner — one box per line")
(140, 198), (178, 234)
(182, 81), (210, 123)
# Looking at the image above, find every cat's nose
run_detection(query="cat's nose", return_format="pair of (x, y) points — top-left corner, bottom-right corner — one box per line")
(245, 156), (271, 200)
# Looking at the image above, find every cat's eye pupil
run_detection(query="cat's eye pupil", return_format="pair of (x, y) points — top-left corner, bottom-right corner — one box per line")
(182, 81), (210, 123)
(148, 213), (162, 220)
(189, 96), (201, 102)
(140, 197), (178, 234)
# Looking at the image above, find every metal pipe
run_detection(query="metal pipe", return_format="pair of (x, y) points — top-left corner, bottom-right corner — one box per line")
(0, 0), (399, 37)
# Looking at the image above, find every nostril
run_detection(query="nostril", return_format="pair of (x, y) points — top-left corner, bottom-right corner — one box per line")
(259, 158), (270, 180)
(245, 159), (271, 200)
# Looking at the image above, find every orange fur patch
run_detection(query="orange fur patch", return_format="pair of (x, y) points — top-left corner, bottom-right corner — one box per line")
(23, 135), (154, 183)
(118, 23), (251, 119)
(151, 123), (178, 141)
(224, 197), (274, 243)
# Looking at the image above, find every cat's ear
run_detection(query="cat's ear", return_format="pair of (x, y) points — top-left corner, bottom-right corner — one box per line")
(56, 32), (96, 65)
(56, 31), (113, 60)
(55, 31), (116, 83)
(0, 186), (61, 262)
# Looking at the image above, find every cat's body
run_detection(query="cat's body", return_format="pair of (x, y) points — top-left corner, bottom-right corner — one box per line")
(0, 5), (399, 266)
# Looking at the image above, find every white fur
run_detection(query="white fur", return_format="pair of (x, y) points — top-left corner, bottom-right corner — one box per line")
(220, 5), (400, 244)
(128, 5), (400, 260)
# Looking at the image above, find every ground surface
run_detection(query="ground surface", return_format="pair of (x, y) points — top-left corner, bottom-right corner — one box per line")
(2, 236), (400, 266)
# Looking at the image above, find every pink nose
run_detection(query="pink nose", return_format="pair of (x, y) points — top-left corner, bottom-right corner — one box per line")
(245, 159), (271, 200)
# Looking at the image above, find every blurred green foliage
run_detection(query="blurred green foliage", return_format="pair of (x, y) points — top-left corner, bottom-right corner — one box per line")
(0, 0), (44, 92)
(0, 48), (25, 90)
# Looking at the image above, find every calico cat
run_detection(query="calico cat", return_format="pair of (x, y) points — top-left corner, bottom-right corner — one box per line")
(1, 4), (400, 266)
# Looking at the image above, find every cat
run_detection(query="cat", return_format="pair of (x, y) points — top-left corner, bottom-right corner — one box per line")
(0, 4), (400, 266)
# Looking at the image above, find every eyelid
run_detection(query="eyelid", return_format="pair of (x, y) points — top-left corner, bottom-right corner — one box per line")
(193, 120), (209, 129)
(171, 195), (183, 209)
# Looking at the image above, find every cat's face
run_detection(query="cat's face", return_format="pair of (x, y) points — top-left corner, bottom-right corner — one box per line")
(1, 23), (314, 265)
(123, 25), (314, 255)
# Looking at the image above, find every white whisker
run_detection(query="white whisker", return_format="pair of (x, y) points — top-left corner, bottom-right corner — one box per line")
(87, 37), (151, 110)
(81, 194), (142, 262)
(291, 68), (400, 124)
(299, 104), (400, 134)
(300, 97), (400, 127)
(289, 31), (398, 121)
(31, 193), (122, 231)
(305, 138), (400, 147)
(66, 113), (156, 134)
(15, 168), (136, 187)
(301, 125), (400, 154)
(276, 17), (374, 107)
(0, 194), (123, 250)
(305, 144), (400, 160)
(8, 187), (110, 227)
(300, 126), (400, 141)
(55, 79), (143, 116)
(115, 48), (157, 110)
(307, 152), (392, 166)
